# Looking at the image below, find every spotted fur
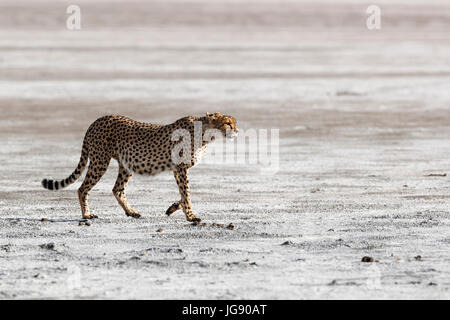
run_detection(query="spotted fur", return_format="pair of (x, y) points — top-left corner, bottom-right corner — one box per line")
(41, 113), (238, 222)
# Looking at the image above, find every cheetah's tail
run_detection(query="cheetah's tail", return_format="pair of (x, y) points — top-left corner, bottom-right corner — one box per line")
(41, 141), (89, 191)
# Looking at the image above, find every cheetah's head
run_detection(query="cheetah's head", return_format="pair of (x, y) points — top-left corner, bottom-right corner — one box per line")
(206, 112), (238, 139)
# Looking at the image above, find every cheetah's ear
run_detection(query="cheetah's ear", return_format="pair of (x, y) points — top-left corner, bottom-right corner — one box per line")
(205, 112), (215, 127)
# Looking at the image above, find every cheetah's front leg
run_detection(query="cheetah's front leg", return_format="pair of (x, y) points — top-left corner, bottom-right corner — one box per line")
(173, 167), (201, 222)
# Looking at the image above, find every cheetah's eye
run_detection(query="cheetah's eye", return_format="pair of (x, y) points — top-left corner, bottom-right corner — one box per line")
(226, 122), (232, 128)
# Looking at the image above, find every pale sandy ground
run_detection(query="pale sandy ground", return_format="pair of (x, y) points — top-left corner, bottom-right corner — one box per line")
(1, 0), (450, 299)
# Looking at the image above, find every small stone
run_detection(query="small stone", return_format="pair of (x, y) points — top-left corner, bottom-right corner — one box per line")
(281, 241), (293, 246)
(226, 223), (234, 230)
(414, 255), (422, 261)
(1, 245), (12, 252)
(85, 221), (91, 226)
(428, 282), (437, 286)
(361, 256), (374, 262)
(40, 218), (49, 222)
(39, 243), (55, 250)
(156, 228), (163, 233)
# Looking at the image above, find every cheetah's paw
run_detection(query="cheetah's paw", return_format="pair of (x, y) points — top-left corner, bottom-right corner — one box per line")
(126, 211), (141, 218)
(83, 213), (98, 219)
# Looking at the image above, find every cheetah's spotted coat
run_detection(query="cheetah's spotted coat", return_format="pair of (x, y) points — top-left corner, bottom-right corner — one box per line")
(42, 113), (238, 222)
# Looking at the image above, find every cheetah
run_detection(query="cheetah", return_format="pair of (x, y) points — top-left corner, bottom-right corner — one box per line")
(41, 113), (238, 222)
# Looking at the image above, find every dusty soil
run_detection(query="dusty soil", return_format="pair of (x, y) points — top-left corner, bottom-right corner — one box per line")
(1, 0), (450, 299)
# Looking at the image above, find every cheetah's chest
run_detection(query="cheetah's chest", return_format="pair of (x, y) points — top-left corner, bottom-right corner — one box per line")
(192, 145), (207, 167)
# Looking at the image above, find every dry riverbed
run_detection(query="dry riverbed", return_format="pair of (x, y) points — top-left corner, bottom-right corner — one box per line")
(1, 0), (450, 299)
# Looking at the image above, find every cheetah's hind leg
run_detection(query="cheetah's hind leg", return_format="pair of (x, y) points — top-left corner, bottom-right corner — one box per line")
(78, 157), (111, 219)
(113, 163), (141, 218)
